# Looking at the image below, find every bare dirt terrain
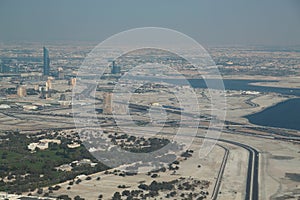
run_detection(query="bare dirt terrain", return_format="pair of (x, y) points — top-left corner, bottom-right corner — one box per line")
(1, 77), (299, 199)
(29, 129), (300, 200)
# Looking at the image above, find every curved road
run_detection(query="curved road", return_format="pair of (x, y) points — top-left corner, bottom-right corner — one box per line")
(198, 136), (259, 200)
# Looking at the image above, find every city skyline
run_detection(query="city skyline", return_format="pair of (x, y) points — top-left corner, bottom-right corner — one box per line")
(0, 1), (299, 199)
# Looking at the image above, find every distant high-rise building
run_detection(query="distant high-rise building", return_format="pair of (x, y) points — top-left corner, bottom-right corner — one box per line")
(46, 79), (52, 91)
(43, 47), (50, 76)
(111, 61), (121, 74)
(17, 85), (27, 97)
(57, 67), (65, 79)
(103, 92), (112, 114)
(68, 78), (76, 87)
(45, 78), (52, 98)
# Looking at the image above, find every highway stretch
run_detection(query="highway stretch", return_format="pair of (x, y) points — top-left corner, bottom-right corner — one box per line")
(195, 135), (259, 200)
(211, 144), (229, 200)
(128, 102), (260, 200)
(127, 102), (260, 199)
(0, 100), (260, 199)
(7, 91), (300, 199)
(218, 138), (259, 200)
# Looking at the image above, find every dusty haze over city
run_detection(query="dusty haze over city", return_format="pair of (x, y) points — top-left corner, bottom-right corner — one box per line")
(0, 1), (299, 200)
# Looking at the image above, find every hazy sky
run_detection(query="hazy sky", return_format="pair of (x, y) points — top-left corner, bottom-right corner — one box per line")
(0, 0), (299, 46)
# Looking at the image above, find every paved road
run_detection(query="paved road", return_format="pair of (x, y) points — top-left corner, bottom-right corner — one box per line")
(198, 136), (259, 200)
(0, 99), (268, 199)
(115, 102), (261, 199)
(211, 144), (229, 200)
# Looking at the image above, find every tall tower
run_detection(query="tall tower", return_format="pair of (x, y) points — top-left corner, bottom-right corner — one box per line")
(111, 61), (121, 74)
(103, 92), (112, 114)
(43, 47), (50, 76)
(17, 85), (27, 97)
(68, 78), (76, 87)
